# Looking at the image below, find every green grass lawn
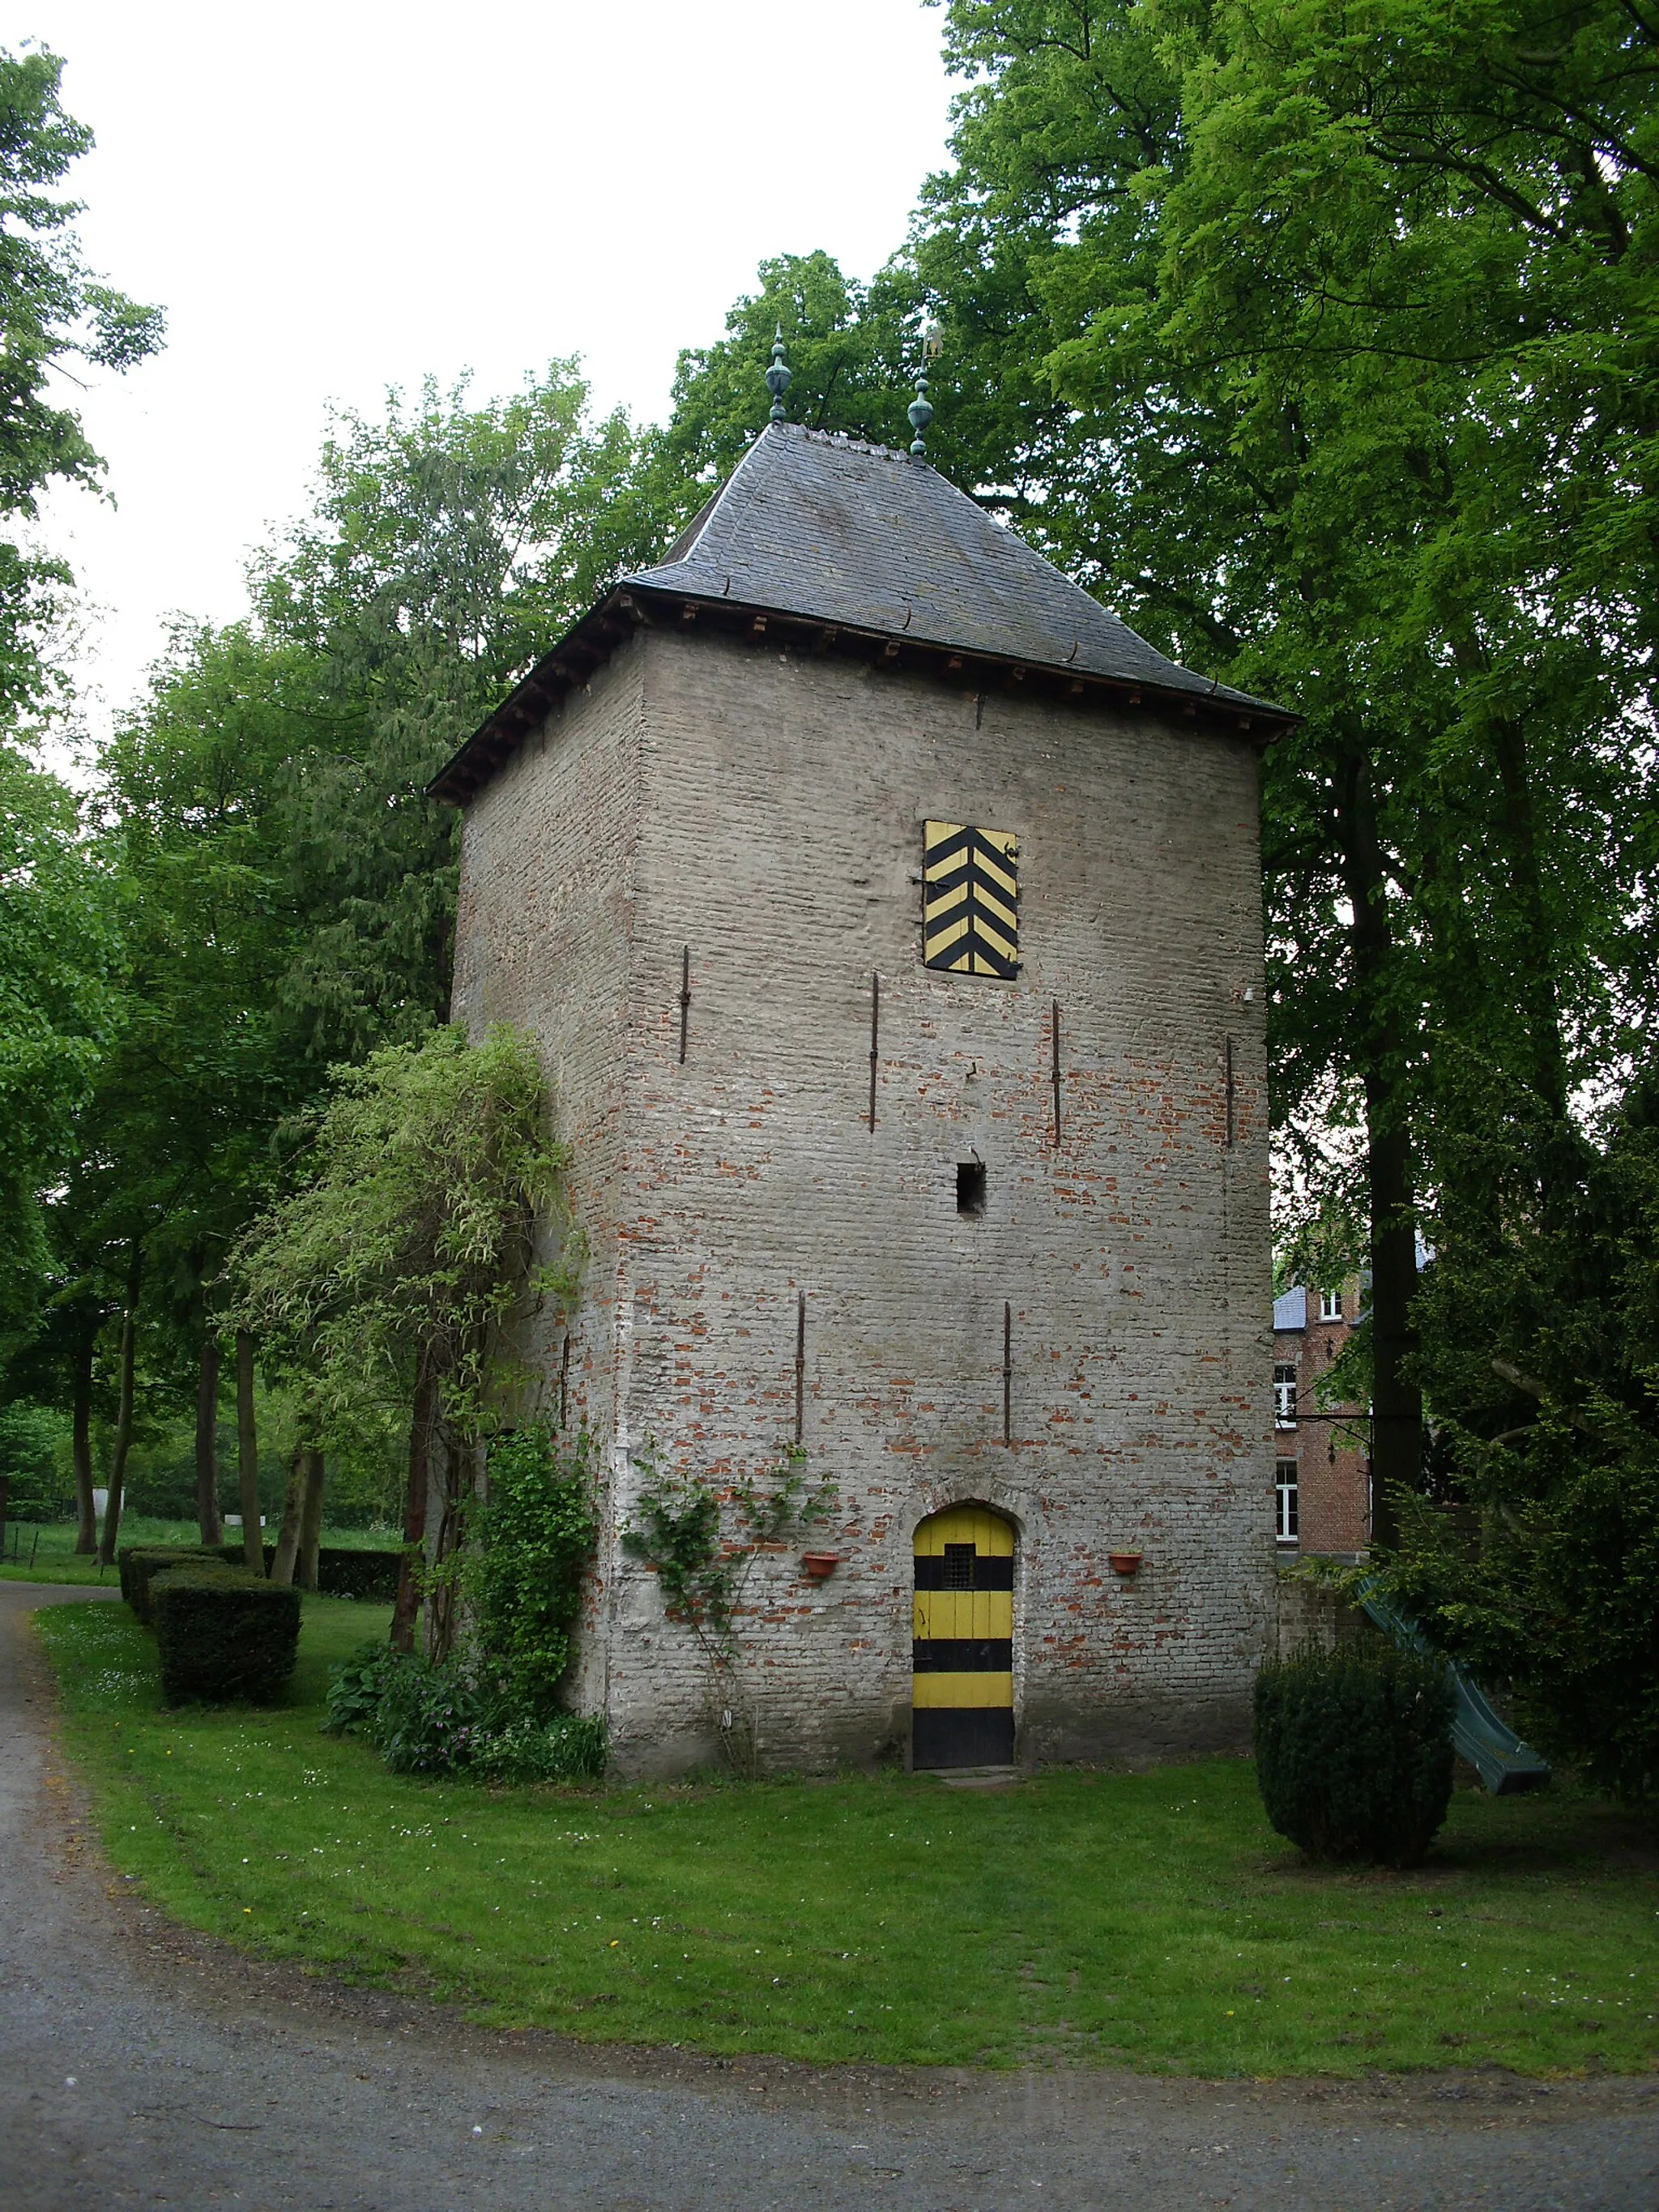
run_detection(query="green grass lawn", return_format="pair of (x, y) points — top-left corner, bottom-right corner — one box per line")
(2, 1516), (400, 1584)
(35, 1594), (1659, 2077)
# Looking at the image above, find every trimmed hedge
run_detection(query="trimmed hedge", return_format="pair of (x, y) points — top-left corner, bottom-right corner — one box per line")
(120, 1544), (222, 1621)
(1254, 1639), (1456, 1867)
(151, 1567), (301, 1705)
(215, 1544), (402, 1602)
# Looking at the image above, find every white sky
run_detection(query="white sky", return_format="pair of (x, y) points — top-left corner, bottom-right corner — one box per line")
(19, 0), (957, 754)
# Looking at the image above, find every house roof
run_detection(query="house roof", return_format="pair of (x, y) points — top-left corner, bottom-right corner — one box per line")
(430, 422), (1296, 805)
(1273, 1286), (1308, 1332)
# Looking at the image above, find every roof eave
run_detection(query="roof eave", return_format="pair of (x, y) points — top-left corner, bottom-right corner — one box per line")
(428, 580), (1300, 806)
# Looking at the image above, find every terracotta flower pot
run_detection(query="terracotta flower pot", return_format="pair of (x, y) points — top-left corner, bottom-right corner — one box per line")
(800, 1551), (841, 1581)
(1107, 1550), (1144, 1576)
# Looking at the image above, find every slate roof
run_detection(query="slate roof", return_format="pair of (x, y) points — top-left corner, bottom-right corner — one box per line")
(1273, 1286), (1308, 1332)
(431, 421), (1293, 804)
(629, 424), (1274, 711)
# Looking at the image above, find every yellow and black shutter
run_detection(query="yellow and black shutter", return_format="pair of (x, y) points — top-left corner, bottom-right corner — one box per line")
(912, 1505), (1016, 1768)
(923, 822), (1018, 977)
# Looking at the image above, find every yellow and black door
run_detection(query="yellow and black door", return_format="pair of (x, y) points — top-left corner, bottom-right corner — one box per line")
(911, 1505), (1015, 1768)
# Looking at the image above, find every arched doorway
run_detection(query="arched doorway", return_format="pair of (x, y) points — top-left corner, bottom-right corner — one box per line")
(912, 1504), (1015, 1768)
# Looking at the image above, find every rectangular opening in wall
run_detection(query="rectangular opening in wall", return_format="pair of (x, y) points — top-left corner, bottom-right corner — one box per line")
(1276, 1458), (1299, 1544)
(957, 1161), (987, 1217)
(1274, 1361), (1298, 1428)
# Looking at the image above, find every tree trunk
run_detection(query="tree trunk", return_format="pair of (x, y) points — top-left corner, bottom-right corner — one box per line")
(195, 1328), (223, 1549)
(0, 1473), (8, 1565)
(71, 1322), (97, 1555)
(235, 1332), (263, 1574)
(1446, 638), (1571, 1121)
(1334, 734), (1422, 1553)
(296, 1448), (326, 1591)
(270, 1448), (306, 1587)
(97, 1244), (144, 1569)
(391, 1353), (439, 1653)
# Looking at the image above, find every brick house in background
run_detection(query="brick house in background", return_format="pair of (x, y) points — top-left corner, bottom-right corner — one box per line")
(434, 413), (1299, 1776)
(1272, 1280), (1371, 1560)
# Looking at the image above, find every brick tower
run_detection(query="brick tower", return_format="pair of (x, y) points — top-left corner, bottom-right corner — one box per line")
(433, 416), (1294, 1775)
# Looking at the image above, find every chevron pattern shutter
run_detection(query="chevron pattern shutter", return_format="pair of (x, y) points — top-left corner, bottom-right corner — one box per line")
(922, 822), (1019, 977)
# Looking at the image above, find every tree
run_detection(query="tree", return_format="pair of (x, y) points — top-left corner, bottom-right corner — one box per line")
(45, 369), (640, 1539)
(1380, 1048), (1659, 1801)
(245, 367), (641, 1063)
(0, 44), (164, 724)
(228, 1023), (566, 1641)
(0, 749), (121, 1364)
(0, 41), (158, 1401)
(892, 0), (1656, 1538)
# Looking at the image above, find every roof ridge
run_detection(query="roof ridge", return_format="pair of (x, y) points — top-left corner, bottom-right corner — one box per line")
(783, 421), (920, 466)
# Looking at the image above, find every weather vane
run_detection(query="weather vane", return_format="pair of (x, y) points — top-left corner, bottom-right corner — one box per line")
(766, 327), (791, 424)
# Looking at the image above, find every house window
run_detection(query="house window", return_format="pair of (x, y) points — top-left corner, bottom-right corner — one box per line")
(1274, 1362), (1298, 1427)
(1276, 1459), (1299, 1543)
(1319, 1287), (1344, 1322)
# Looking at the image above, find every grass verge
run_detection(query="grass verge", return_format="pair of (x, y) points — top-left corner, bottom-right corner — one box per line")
(2, 1516), (399, 1584)
(36, 1595), (1659, 2077)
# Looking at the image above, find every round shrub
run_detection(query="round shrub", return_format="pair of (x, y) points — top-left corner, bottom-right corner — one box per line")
(151, 1567), (301, 1705)
(1253, 1639), (1456, 1866)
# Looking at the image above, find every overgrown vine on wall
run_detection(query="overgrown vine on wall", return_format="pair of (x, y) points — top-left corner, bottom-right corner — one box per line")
(621, 1442), (836, 1777)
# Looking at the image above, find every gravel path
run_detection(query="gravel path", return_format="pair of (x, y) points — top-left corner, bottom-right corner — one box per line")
(4, 1580), (1657, 2211)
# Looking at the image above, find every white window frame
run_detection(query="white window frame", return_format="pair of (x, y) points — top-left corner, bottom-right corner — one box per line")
(1319, 1287), (1344, 1322)
(1274, 1362), (1298, 1428)
(1275, 1459), (1299, 1544)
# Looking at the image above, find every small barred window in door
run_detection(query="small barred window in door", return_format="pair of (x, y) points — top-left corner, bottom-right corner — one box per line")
(923, 822), (1018, 977)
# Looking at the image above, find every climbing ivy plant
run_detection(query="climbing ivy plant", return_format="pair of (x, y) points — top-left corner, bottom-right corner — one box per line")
(621, 1443), (835, 1777)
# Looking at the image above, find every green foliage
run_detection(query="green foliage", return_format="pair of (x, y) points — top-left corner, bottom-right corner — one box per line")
(229, 1024), (563, 1437)
(323, 1423), (599, 1778)
(323, 1644), (606, 1783)
(1380, 1054), (1659, 1802)
(232, 367), (640, 1065)
(463, 1424), (597, 1714)
(0, 45), (163, 726)
(0, 749), (122, 1358)
(1254, 1642), (1455, 1866)
(0, 1399), (67, 1518)
(151, 1565), (300, 1704)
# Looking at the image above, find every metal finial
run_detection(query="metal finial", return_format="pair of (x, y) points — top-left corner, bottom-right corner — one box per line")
(765, 325), (791, 424)
(908, 370), (934, 456)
